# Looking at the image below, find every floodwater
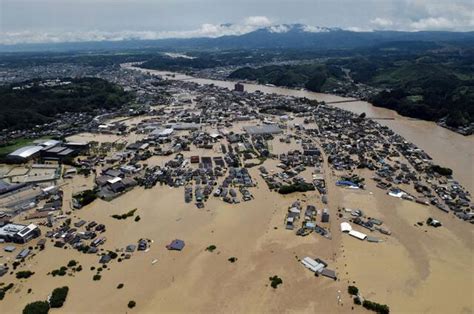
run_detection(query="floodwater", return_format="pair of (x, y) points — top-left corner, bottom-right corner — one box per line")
(124, 64), (474, 193)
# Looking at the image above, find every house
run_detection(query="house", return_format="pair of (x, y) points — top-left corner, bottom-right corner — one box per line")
(4, 245), (16, 252)
(16, 248), (30, 259)
(320, 268), (337, 280)
(301, 257), (326, 273)
(109, 179), (126, 193)
(15, 224), (41, 243)
(0, 223), (40, 243)
(321, 209), (330, 223)
(126, 244), (136, 252)
(348, 230), (367, 240)
(0, 223), (26, 242)
(0, 265), (8, 277)
(234, 82), (244, 92)
(99, 255), (112, 264)
(166, 239), (185, 251)
(340, 222), (352, 232)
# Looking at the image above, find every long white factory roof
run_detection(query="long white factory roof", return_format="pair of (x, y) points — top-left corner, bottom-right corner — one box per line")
(8, 146), (43, 158)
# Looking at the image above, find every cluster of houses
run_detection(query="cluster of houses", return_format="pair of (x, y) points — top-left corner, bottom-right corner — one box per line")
(285, 201), (330, 238)
(312, 104), (472, 223)
(95, 168), (138, 201)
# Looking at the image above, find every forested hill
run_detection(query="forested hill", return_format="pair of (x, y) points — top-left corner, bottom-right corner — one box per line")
(368, 62), (474, 128)
(0, 78), (131, 130)
(228, 56), (474, 130)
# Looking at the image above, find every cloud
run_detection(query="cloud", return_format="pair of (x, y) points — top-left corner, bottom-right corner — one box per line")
(268, 25), (291, 33)
(386, 0), (474, 31)
(0, 16), (276, 45)
(302, 25), (331, 33)
(351, 0), (474, 32)
(344, 26), (373, 32)
(243, 16), (272, 27)
(370, 18), (394, 29)
(1, 1), (474, 45)
(410, 17), (458, 30)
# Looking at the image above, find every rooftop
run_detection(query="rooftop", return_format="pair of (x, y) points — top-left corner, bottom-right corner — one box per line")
(8, 146), (43, 159)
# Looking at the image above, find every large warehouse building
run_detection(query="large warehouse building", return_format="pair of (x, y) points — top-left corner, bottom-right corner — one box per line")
(6, 146), (43, 163)
(6, 139), (85, 163)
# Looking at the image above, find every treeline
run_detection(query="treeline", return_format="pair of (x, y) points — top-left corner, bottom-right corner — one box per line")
(0, 52), (156, 68)
(139, 50), (288, 72)
(0, 78), (132, 130)
(229, 63), (343, 92)
(368, 62), (474, 127)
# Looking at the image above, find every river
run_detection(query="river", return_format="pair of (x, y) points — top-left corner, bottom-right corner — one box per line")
(124, 64), (474, 194)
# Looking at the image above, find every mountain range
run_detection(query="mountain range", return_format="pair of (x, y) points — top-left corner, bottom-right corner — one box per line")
(1, 24), (474, 52)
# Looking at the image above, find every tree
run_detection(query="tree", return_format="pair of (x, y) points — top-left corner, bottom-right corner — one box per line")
(269, 275), (283, 289)
(348, 285), (359, 295)
(16, 271), (34, 279)
(50, 286), (69, 308)
(305, 72), (328, 92)
(430, 165), (453, 176)
(128, 300), (136, 309)
(67, 260), (77, 267)
(446, 110), (468, 128)
(23, 301), (50, 314)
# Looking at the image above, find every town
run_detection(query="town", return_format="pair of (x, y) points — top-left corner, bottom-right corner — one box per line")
(0, 62), (472, 313)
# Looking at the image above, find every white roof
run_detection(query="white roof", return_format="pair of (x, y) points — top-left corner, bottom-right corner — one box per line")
(349, 230), (367, 240)
(340, 222), (352, 232)
(289, 207), (301, 214)
(301, 257), (326, 273)
(38, 139), (61, 148)
(389, 190), (406, 198)
(107, 177), (122, 184)
(42, 185), (57, 193)
(17, 224), (38, 237)
(159, 128), (174, 136)
(8, 146), (43, 159)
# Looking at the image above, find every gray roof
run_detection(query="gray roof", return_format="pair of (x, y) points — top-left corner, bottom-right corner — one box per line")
(244, 124), (282, 135)
(8, 146), (43, 159)
(0, 223), (27, 237)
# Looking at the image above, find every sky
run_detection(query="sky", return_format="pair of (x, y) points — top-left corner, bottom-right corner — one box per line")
(0, 0), (473, 45)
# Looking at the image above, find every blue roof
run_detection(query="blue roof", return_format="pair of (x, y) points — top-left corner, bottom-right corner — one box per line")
(167, 239), (185, 251)
(336, 180), (358, 187)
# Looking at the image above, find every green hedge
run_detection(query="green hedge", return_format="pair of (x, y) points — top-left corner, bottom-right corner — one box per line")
(362, 300), (390, 314)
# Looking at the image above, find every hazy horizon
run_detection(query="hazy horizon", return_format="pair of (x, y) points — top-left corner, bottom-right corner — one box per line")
(1, 0), (473, 45)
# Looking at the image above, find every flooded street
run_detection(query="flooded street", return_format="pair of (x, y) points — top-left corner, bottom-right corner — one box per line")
(125, 65), (474, 194)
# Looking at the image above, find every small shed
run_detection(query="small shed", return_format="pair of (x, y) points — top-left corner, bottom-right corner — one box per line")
(349, 230), (367, 240)
(126, 244), (137, 252)
(320, 268), (337, 280)
(99, 255), (112, 264)
(4, 245), (16, 252)
(340, 222), (352, 233)
(166, 239), (185, 251)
